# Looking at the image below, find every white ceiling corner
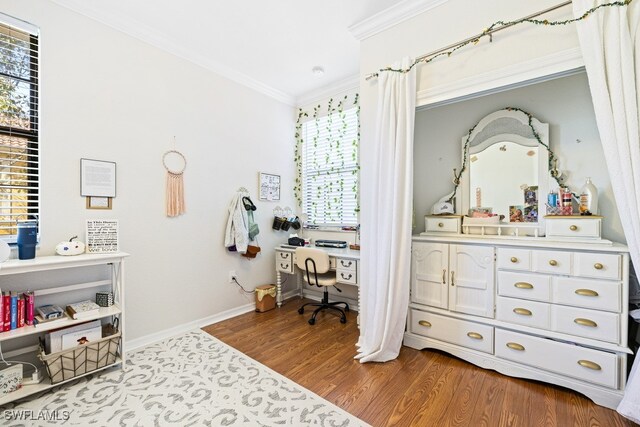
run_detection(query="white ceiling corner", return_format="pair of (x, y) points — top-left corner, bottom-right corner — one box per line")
(49, 0), (297, 106)
(296, 74), (360, 108)
(349, 0), (450, 41)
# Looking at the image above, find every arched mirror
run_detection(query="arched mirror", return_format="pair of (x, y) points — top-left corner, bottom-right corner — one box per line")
(453, 108), (559, 237)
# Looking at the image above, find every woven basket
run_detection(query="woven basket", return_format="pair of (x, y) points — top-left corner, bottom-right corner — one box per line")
(39, 332), (121, 384)
(545, 204), (573, 216)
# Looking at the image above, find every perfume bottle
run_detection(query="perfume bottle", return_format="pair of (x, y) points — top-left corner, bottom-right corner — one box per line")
(580, 177), (598, 214)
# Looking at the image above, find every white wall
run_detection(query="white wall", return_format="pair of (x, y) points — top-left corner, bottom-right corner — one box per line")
(2, 0), (297, 341)
(413, 72), (624, 242)
(358, 0), (625, 245)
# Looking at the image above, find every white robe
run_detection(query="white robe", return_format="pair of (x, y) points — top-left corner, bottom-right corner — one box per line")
(224, 193), (249, 254)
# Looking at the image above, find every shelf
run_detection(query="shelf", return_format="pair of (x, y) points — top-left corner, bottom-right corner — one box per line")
(0, 305), (122, 342)
(0, 356), (122, 405)
(0, 252), (129, 275)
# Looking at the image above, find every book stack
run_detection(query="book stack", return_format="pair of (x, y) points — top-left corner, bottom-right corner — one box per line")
(34, 304), (68, 328)
(0, 290), (35, 332)
(66, 300), (101, 320)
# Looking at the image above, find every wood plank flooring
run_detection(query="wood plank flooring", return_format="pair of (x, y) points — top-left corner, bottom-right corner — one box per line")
(202, 298), (637, 427)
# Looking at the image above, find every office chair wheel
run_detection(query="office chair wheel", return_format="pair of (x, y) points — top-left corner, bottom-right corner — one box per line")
(340, 317), (347, 324)
(308, 318), (315, 325)
(298, 308), (304, 314)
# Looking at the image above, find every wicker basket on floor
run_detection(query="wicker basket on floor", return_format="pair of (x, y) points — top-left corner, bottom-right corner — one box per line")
(39, 332), (121, 384)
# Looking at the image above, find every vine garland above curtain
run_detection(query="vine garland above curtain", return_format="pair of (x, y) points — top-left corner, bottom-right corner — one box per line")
(294, 93), (360, 225)
(366, 0), (633, 79)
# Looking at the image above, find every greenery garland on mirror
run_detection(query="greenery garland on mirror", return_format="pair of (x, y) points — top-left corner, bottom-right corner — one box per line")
(447, 107), (564, 204)
(294, 94), (360, 223)
(369, 0), (633, 79)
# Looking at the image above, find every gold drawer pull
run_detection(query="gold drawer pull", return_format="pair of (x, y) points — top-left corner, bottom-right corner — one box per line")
(467, 332), (483, 340)
(450, 271), (455, 287)
(442, 269), (446, 285)
(438, 222), (444, 227)
(506, 342), (525, 351)
(574, 318), (598, 328)
(418, 320), (432, 328)
(594, 263), (604, 270)
(569, 225), (578, 231)
(514, 282), (533, 289)
(510, 257), (518, 263)
(578, 360), (602, 371)
(513, 308), (532, 316)
(575, 289), (599, 297)
(548, 259), (558, 266)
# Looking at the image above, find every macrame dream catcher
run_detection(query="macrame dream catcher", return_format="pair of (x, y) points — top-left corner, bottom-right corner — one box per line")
(163, 149), (187, 217)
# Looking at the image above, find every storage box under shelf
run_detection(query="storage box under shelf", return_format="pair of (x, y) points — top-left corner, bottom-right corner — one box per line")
(40, 332), (121, 384)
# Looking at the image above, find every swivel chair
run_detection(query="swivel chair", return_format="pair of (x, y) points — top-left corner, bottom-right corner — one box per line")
(296, 247), (349, 325)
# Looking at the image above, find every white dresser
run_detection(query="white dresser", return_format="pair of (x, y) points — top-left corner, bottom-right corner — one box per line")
(405, 235), (631, 409)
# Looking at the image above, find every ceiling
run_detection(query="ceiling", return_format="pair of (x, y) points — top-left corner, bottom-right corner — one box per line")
(50, 0), (407, 104)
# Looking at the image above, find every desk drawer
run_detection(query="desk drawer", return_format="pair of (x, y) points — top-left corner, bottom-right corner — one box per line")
(495, 329), (618, 388)
(532, 250), (572, 275)
(410, 310), (494, 354)
(337, 258), (357, 272)
(337, 268), (357, 285)
(276, 259), (294, 274)
(574, 252), (621, 280)
(546, 218), (601, 239)
(425, 216), (460, 233)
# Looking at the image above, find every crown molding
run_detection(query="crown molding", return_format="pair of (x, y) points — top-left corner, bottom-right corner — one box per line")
(415, 47), (584, 108)
(296, 74), (359, 108)
(349, 0), (450, 41)
(50, 0), (296, 106)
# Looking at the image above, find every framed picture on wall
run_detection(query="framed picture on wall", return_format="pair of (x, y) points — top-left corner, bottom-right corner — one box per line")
(80, 159), (116, 197)
(259, 172), (280, 201)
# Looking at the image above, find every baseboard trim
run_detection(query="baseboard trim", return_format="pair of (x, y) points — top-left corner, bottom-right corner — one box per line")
(125, 302), (256, 351)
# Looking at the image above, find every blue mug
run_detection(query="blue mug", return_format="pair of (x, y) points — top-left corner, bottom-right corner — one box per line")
(17, 220), (37, 260)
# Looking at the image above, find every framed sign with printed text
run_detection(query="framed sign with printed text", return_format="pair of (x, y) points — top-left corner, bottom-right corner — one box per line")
(86, 219), (119, 253)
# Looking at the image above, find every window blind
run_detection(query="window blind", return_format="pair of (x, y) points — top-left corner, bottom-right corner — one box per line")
(300, 106), (358, 227)
(0, 16), (39, 242)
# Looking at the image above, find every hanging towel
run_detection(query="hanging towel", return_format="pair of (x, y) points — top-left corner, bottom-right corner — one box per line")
(224, 192), (249, 254)
(247, 210), (260, 240)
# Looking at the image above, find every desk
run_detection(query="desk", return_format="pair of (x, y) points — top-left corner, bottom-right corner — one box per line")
(274, 245), (361, 307)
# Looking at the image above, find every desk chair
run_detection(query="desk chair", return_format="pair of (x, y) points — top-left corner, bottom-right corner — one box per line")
(296, 247), (349, 325)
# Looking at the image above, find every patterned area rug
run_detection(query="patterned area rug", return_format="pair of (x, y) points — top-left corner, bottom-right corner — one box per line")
(6, 329), (368, 426)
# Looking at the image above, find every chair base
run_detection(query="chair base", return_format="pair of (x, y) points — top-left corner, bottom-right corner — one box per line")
(298, 290), (349, 325)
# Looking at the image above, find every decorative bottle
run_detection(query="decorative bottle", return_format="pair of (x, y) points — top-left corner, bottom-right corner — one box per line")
(579, 177), (598, 215)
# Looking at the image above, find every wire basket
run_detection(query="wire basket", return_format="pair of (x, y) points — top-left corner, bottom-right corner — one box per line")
(39, 331), (121, 384)
(545, 204), (573, 216)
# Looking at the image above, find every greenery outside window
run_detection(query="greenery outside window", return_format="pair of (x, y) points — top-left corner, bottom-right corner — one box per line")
(295, 95), (359, 227)
(0, 15), (39, 242)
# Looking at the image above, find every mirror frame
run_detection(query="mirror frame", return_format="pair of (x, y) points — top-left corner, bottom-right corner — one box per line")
(455, 108), (553, 235)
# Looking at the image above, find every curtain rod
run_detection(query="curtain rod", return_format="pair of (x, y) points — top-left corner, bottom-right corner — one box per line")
(365, 0), (572, 81)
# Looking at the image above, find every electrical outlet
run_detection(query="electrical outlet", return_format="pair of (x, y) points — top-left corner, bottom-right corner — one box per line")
(228, 270), (237, 283)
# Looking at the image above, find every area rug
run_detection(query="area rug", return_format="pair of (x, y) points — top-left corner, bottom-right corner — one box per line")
(5, 329), (369, 426)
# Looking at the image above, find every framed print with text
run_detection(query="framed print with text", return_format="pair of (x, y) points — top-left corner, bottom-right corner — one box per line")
(81, 159), (116, 197)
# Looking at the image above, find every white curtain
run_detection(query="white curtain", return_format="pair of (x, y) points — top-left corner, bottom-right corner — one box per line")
(356, 58), (416, 363)
(573, 0), (640, 422)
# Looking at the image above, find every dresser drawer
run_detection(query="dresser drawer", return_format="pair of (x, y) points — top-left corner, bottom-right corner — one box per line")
(497, 248), (531, 271)
(410, 309), (494, 354)
(532, 250), (572, 275)
(574, 252), (621, 280)
(337, 258), (357, 272)
(497, 271), (551, 302)
(425, 216), (461, 234)
(275, 259), (294, 274)
(337, 268), (357, 285)
(496, 297), (550, 330)
(495, 329), (618, 388)
(546, 217), (601, 239)
(553, 277), (621, 312)
(552, 306), (620, 344)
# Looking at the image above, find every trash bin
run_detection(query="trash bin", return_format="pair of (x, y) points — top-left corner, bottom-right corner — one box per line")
(255, 285), (276, 312)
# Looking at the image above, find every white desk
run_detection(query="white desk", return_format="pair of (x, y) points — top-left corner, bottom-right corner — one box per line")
(274, 245), (361, 307)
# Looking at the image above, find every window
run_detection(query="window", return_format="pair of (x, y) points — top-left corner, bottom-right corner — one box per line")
(0, 15), (39, 242)
(298, 100), (359, 227)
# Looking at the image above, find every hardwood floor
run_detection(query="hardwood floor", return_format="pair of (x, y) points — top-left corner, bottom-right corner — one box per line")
(202, 298), (637, 427)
